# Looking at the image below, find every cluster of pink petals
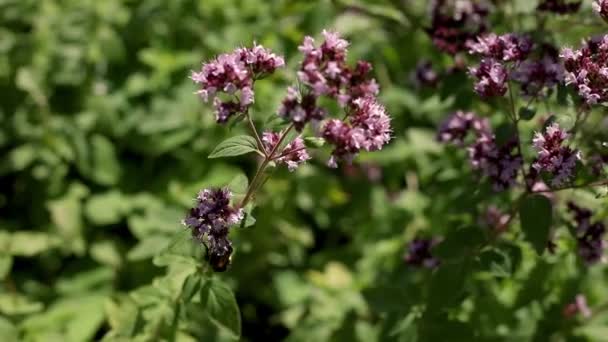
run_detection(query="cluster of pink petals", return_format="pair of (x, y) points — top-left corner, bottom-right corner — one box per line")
(426, 0), (490, 55)
(561, 35), (608, 105)
(262, 131), (311, 171)
(468, 33), (532, 62)
(594, 0), (608, 21)
(191, 44), (284, 123)
(532, 123), (581, 187)
(322, 97), (391, 168)
(279, 30), (380, 131)
(469, 59), (508, 98)
(437, 110), (490, 145)
(482, 206), (510, 233)
(437, 111), (522, 191)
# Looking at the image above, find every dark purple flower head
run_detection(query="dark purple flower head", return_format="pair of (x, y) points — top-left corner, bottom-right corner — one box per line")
(436, 110), (490, 145)
(322, 97), (391, 167)
(426, 0), (490, 55)
(278, 87), (327, 131)
(568, 202), (606, 265)
(561, 35), (608, 105)
(469, 58), (508, 98)
(532, 123), (581, 187)
(262, 131), (311, 171)
(404, 238), (441, 268)
(538, 0), (582, 14)
(191, 44), (284, 123)
(468, 133), (523, 191)
(182, 188), (244, 271)
(511, 56), (564, 96)
(412, 60), (440, 88)
(594, 0), (608, 22)
(468, 33), (532, 62)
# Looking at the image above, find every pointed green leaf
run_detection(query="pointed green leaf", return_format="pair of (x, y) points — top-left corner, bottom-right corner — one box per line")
(200, 279), (241, 340)
(208, 135), (259, 159)
(519, 194), (552, 255)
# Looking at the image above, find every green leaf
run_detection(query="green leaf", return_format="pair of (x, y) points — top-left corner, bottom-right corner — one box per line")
(0, 255), (12, 279)
(208, 135), (259, 159)
(200, 278), (241, 340)
(85, 191), (128, 226)
(427, 260), (470, 310)
(90, 134), (122, 186)
(9, 232), (61, 256)
(477, 249), (512, 277)
(181, 273), (202, 302)
(228, 173), (249, 196)
(519, 194), (553, 255)
(518, 107), (536, 121)
(153, 230), (203, 267)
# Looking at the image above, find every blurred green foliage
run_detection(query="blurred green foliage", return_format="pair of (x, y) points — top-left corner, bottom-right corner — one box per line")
(2, 0), (608, 341)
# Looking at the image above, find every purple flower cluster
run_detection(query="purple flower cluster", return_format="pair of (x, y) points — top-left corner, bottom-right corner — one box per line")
(468, 133), (523, 191)
(568, 202), (606, 265)
(467, 34), (532, 98)
(404, 238), (440, 269)
(182, 188), (244, 271)
(561, 35), (608, 105)
(436, 110), (490, 146)
(426, 0), (490, 55)
(412, 60), (440, 88)
(191, 44), (284, 123)
(468, 33), (533, 62)
(538, 0), (582, 14)
(279, 31), (380, 132)
(532, 123), (581, 187)
(278, 87), (326, 131)
(469, 59), (508, 98)
(437, 111), (522, 191)
(262, 131), (311, 171)
(322, 96), (391, 167)
(594, 0), (608, 22)
(511, 54), (564, 96)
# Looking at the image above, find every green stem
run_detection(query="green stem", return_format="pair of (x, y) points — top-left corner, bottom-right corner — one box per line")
(245, 111), (267, 157)
(240, 124), (294, 207)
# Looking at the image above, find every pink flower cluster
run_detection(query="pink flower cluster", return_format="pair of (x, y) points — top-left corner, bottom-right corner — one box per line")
(191, 44), (284, 123)
(531, 123), (581, 187)
(563, 294), (592, 318)
(322, 96), (391, 167)
(182, 188), (244, 271)
(438, 111), (522, 191)
(279, 30), (379, 132)
(467, 33), (532, 98)
(436, 110), (490, 146)
(262, 131), (311, 171)
(469, 59), (508, 98)
(594, 0), (608, 21)
(568, 202), (606, 265)
(426, 0), (490, 55)
(468, 33), (532, 62)
(561, 35), (608, 105)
